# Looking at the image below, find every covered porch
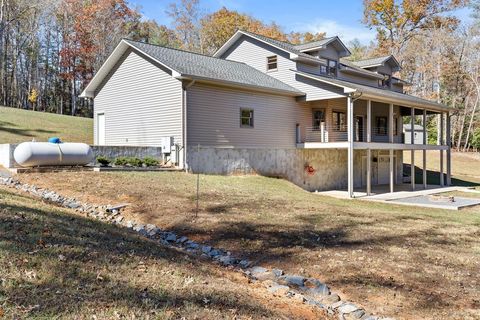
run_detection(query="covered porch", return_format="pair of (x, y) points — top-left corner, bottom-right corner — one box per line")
(295, 95), (452, 198)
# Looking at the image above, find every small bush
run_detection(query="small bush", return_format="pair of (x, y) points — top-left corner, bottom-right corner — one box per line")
(143, 156), (159, 167)
(114, 157), (128, 166)
(96, 156), (111, 166)
(114, 156), (143, 167)
(126, 157), (143, 167)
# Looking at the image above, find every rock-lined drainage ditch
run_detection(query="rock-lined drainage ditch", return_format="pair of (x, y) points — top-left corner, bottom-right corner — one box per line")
(0, 176), (393, 320)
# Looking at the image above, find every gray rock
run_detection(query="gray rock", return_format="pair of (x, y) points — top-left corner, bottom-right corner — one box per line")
(272, 269), (283, 277)
(278, 275), (305, 287)
(238, 260), (251, 268)
(186, 241), (199, 249)
(208, 249), (221, 257)
(319, 293), (341, 305)
(115, 216), (124, 224)
(165, 233), (177, 242)
(217, 255), (236, 265)
(331, 301), (344, 309)
(338, 303), (360, 314)
(125, 220), (134, 228)
(133, 224), (145, 232)
(201, 246), (212, 254)
(348, 309), (366, 319)
(177, 236), (189, 244)
(302, 278), (330, 296)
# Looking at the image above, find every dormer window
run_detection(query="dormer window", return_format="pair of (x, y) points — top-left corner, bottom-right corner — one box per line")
(378, 73), (392, 88)
(267, 56), (278, 71)
(320, 59), (337, 77)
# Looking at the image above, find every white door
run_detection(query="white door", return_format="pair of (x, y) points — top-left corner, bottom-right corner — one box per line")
(97, 113), (105, 145)
(378, 156), (395, 185)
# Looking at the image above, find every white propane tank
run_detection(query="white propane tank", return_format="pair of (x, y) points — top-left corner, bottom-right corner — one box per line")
(14, 142), (93, 167)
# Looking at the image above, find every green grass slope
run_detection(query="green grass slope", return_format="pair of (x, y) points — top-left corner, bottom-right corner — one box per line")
(0, 106), (92, 144)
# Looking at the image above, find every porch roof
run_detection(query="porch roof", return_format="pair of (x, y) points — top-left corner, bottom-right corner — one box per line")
(292, 70), (450, 112)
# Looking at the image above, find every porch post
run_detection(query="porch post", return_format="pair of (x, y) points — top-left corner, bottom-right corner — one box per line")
(423, 109), (427, 189)
(389, 103), (394, 193)
(347, 96), (354, 198)
(446, 112), (452, 186)
(439, 113), (444, 187)
(411, 107), (415, 190)
(367, 100), (372, 195)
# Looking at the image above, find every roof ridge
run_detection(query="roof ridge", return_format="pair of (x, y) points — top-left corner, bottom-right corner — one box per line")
(293, 36), (336, 47)
(122, 38), (249, 66)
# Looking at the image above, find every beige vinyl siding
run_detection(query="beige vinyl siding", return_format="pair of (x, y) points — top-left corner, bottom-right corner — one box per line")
(94, 49), (183, 147)
(186, 83), (310, 148)
(221, 35), (345, 101)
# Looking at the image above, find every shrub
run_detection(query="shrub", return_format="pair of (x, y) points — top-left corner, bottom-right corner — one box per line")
(114, 156), (145, 167)
(126, 157), (143, 167)
(143, 156), (159, 167)
(114, 157), (129, 166)
(96, 156), (111, 166)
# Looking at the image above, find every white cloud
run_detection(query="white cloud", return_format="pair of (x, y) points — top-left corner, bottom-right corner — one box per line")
(299, 19), (376, 44)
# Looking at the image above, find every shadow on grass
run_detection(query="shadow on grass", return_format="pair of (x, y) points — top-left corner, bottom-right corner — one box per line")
(0, 189), (279, 318)
(404, 164), (480, 187)
(0, 120), (57, 137)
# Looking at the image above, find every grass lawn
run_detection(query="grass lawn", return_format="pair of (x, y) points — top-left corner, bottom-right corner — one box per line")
(404, 150), (480, 186)
(0, 106), (92, 144)
(0, 186), (326, 319)
(17, 171), (480, 320)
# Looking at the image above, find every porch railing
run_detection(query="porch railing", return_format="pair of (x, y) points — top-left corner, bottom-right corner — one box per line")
(304, 125), (395, 143)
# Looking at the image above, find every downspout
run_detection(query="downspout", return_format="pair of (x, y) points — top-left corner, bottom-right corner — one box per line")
(182, 80), (195, 172)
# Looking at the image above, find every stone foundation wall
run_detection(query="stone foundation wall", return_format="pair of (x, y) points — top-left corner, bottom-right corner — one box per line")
(187, 147), (404, 192)
(92, 146), (164, 163)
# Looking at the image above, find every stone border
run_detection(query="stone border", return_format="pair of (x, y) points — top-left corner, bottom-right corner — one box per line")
(0, 177), (393, 320)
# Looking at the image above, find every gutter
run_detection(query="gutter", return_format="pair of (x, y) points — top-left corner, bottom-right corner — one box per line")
(182, 80), (196, 172)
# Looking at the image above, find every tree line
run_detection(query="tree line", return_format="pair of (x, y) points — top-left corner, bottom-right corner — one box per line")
(0, 0), (480, 150)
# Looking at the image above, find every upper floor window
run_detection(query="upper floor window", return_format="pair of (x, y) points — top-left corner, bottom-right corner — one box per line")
(332, 111), (346, 131)
(267, 56), (278, 71)
(376, 117), (388, 135)
(320, 59), (337, 77)
(312, 109), (325, 129)
(378, 74), (392, 88)
(240, 108), (254, 128)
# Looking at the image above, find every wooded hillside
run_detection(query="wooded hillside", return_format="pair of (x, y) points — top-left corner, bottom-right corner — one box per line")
(0, 0), (479, 150)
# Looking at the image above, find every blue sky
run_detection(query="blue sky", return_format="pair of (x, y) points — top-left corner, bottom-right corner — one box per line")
(131, 0), (473, 44)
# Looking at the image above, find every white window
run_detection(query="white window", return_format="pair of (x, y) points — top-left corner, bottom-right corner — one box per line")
(240, 108), (254, 128)
(267, 56), (278, 71)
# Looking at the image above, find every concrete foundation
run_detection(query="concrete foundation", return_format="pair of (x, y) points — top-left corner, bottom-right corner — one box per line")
(187, 147), (403, 192)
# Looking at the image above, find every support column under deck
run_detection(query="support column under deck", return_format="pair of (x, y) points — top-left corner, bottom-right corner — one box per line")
(439, 113), (444, 187)
(367, 100), (372, 195)
(389, 103), (394, 193)
(446, 112), (452, 186)
(347, 96), (354, 198)
(423, 109), (427, 189)
(411, 107), (415, 190)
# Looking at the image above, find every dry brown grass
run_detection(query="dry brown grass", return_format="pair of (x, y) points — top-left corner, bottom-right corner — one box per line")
(0, 186), (327, 319)
(16, 170), (480, 320)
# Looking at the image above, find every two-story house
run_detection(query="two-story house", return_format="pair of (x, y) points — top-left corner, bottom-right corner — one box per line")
(80, 30), (452, 197)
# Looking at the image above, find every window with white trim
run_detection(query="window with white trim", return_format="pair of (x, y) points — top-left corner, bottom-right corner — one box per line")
(267, 55), (278, 71)
(240, 108), (254, 128)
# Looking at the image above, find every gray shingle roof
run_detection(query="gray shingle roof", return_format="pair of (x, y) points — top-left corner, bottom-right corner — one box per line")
(237, 30), (322, 61)
(292, 69), (448, 110)
(124, 39), (304, 95)
(351, 56), (395, 68)
(293, 37), (336, 51)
